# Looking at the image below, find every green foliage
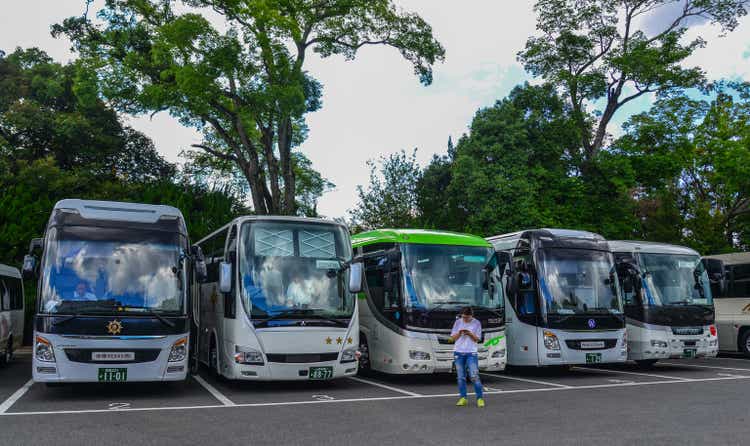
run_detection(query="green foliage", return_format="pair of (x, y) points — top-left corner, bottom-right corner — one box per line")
(56, 0), (444, 215)
(614, 83), (750, 252)
(519, 0), (747, 156)
(350, 149), (421, 231)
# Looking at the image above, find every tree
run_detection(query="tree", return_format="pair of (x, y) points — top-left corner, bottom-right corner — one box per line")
(0, 48), (174, 181)
(350, 149), (421, 231)
(614, 82), (750, 252)
(56, 0), (445, 215)
(519, 0), (748, 159)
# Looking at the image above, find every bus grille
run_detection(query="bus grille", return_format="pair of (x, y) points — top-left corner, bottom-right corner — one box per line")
(265, 353), (339, 363)
(64, 349), (161, 364)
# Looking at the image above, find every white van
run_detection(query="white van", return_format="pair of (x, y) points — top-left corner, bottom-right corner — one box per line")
(0, 264), (24, 364)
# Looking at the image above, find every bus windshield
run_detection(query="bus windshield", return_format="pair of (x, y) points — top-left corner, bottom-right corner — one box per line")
(240, 222), (355, 320)
(39, 226), (186, 315)
(639, 253), (712, 306)
(401, 244), (501, 312)
(538, 249), (622, 315)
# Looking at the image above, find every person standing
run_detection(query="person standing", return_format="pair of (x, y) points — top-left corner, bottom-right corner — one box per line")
(450, 306), (484, 408)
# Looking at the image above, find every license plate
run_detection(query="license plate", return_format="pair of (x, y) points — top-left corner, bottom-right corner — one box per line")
(580, 341), (605, 349)
(92, 352), (135, 362)
(683, 349), (697, 359)
(98, 368), (127, 382)
(308, 366), (333, 380)
(585, 353), (602, 364)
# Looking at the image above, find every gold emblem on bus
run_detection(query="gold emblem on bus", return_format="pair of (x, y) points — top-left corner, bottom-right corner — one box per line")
(107, 320), (123, 335)
(325, 337), (332, 344)
(742, 303), (750, 314)
(336, 337), (343, 344)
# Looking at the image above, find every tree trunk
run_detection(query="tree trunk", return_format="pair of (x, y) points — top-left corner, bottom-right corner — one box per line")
(278, 117), (296, 215)
(260, 126), (282, 213)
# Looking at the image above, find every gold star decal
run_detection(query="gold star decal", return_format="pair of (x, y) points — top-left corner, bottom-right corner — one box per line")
(325, 337), (332, 344)
(347, 337), (353, 344)
(336, 337), (343, 344)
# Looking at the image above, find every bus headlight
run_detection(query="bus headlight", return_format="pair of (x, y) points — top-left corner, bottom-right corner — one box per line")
(35, 336), (55, 363)
(650, 340), (668, 348)
(409, 350), (431, 361)
(543, 331), (560, 350)
(492, 349), (506, 358)
(341, 347), (358, 363)
(234, 346), (264, 365)
(168, 338), (188, 362)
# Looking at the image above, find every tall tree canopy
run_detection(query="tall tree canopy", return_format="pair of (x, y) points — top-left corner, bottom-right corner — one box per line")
(519, 0), (748, 159)
(56, 0), (445, 215)
(614, 82), (750, 252)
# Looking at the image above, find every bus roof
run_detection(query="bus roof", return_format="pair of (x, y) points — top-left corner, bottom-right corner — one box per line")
(703, 252), (750, 265)
(53, 199), (184, 224)
(608, 240), (700, 256)
(196, 215), (348, 246)
(351, 228), (491, 248)
(0, 264), (21, 279)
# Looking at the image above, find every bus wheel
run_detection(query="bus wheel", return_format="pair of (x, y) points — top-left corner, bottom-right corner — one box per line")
(2, 338), (12, 364)
(358, 335), (371, 374)
(209, 338), (220, 376)
(635, 359), (658, 368)
(740, 330), (750, 358)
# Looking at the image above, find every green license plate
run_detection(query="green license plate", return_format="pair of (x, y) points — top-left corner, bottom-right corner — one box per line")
(308, 366), (333, 380)
(585, 353), (602, 364)
(98, 368), (127, 382)
(683, 349), (697, 358)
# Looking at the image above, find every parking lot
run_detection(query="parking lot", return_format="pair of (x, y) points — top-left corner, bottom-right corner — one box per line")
(2, 352), (750, 445)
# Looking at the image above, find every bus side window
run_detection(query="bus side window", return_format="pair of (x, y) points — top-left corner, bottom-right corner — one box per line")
(0, 279), (9, 311)
(364, 257), (386, 311)
(614, 252), (638, 306)
(703, 259), (726, 298)
(728, 264), (750, 297)
(9, 278), (23, 310)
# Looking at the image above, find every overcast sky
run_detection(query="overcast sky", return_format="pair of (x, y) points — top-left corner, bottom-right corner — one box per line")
(2, 1), (749, 218)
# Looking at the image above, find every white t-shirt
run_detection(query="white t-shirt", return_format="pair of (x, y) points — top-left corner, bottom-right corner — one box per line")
(450, 317), (482, 353)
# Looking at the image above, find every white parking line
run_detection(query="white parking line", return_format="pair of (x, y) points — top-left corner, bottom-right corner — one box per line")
(192, 375), (235, 406)
(347, 376), (422, 396)
(0, 379), (34, 414)
(2, 375), (748, 417)
(574, 367), (689, 381)
(660, 362), (750, 373)
(481, 373), (571, 388)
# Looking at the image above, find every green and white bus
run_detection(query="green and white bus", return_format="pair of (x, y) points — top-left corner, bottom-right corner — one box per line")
(352, 229), (505, 375)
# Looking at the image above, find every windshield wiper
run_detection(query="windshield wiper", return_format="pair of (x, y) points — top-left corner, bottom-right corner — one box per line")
(474, 305), (503, 319)
(423, 301), (468, 317)
(120, 306), (176, 328)
(256, 309), (348, 327)
(666, 300), (693, 306)
(51, 313), (81, 326)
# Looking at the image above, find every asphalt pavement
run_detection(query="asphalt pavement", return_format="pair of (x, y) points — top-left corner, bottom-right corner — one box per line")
(1, 351), (749, 446)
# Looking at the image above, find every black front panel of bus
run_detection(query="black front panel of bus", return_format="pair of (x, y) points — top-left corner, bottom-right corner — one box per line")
(545, 313), (625, 331)
(405, 309), (504, 332)
(625, 305), (714, 327)
(36, 315), (188, 336)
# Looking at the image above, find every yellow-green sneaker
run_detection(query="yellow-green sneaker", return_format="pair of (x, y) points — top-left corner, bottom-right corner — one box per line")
(477, 398), (485, 408)
(456, 397), (467, 407)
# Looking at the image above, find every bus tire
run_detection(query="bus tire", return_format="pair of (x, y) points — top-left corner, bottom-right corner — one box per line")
(209, 337), (221, 378)
(635, 359), (659, 368)
(739, 329), (750, 358)
(358, 334), (371, 374)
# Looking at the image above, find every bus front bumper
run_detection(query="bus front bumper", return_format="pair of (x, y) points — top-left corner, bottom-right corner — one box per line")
(225, 361), (358, 381)
(32, 333), (188, 383)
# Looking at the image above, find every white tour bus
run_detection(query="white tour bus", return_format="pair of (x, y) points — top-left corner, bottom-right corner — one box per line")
(1, 264), (24, 365)
(351, 229), (506, 375)
(610, 241), (717, 367)
(702, 252), (750, 357)
(194, 216), (362, 381)
(488, 229), (627, 367)
(24, 199), (205, 384)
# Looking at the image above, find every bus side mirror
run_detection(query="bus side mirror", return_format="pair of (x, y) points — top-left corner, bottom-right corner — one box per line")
(219, 262), (233, 293)
(348, 262), (363, 294)
(191, 245), (208, 283)
(22, 254), (37, 280)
